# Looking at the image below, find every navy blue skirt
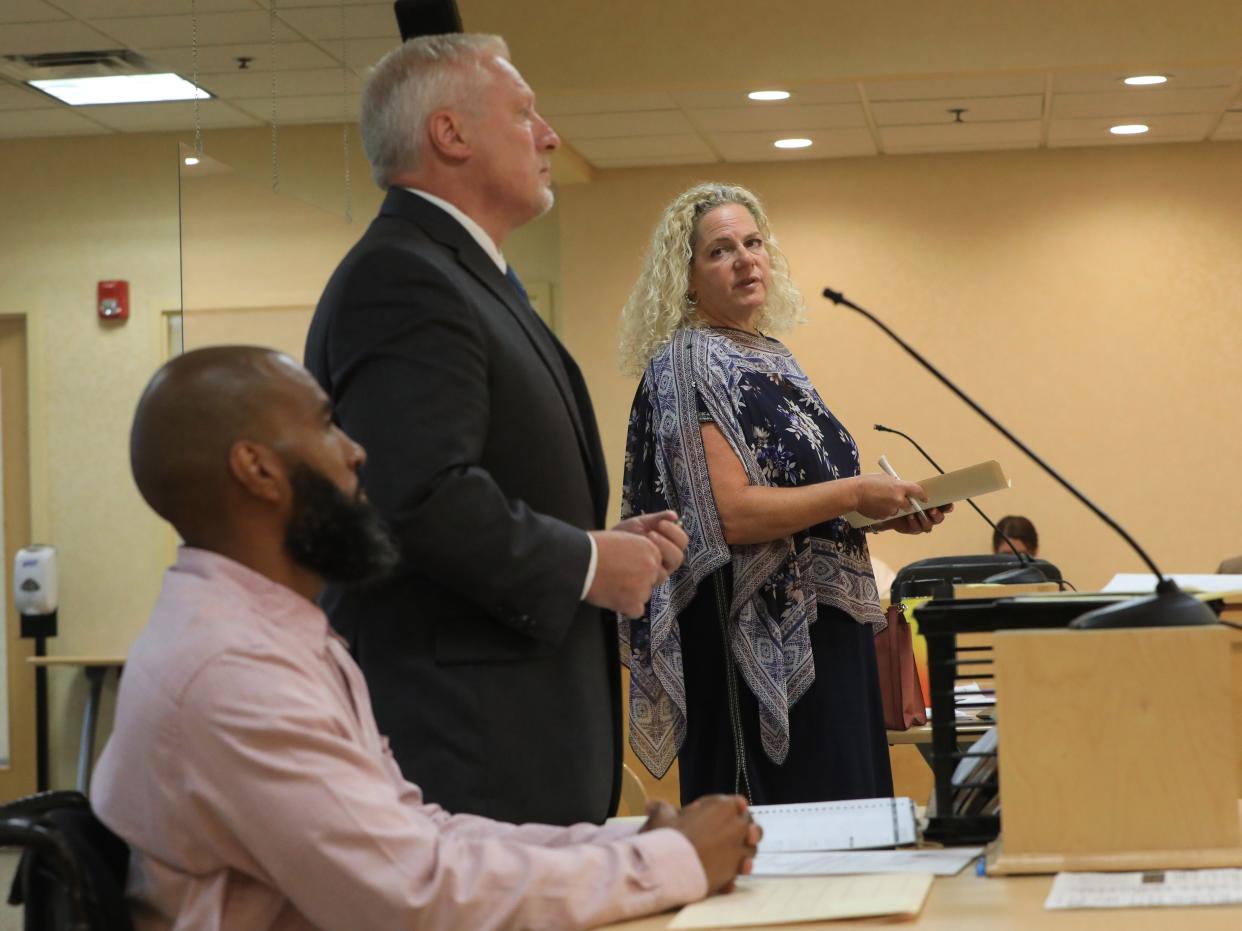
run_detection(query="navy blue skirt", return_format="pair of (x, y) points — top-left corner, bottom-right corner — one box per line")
(676, 571), (893, 806)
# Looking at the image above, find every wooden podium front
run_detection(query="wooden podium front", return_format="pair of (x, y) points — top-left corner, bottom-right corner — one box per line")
(987, 625), (1242, 874)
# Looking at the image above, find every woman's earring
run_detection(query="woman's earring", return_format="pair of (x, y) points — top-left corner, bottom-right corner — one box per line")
(686, 292), (697, 307)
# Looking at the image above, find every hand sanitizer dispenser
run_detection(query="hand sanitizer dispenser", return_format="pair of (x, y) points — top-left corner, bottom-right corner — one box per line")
(15, 545), (58, 638)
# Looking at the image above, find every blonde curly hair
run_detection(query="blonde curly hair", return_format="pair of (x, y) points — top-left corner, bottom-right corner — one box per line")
(618, 182), (805, 376)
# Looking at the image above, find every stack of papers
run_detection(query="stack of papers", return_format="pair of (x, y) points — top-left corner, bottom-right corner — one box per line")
(667, 796), (964, 926)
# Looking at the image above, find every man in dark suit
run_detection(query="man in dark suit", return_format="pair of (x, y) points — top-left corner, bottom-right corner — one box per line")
(305, 34), (686, 826)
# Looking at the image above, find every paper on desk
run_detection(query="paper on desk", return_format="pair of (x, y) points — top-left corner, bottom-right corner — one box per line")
(1045, 870), (1242, 909)
(752, 847), (983, 877)
(668, 874), (935, 928)
(1101, 573), (1242, 595)
(953, 682), (994, 706)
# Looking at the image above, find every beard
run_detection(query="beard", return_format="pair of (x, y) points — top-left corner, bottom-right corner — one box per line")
(284, 464), (400, 585)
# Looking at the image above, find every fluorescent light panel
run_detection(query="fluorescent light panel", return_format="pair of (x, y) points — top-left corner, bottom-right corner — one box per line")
(1110, 123), (1149, 135)
(29, 73), (209, 106)
(1123, 75), (1168, 86)
(749, 90), (792, 101)
(773, 137), (812, 149)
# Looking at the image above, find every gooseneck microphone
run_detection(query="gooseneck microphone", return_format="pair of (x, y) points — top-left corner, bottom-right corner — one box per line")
(824, 286), (1214, 629)
(872, 422), (1043, 581)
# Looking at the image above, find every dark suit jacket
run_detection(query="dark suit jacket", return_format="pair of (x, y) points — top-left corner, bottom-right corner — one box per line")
(305, 188), (619, 825)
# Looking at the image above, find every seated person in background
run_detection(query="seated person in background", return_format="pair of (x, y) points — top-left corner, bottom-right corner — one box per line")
(992, 514), (1039, 558)
(92, 346), (760, 931)
(1219, 555), (1242, 574)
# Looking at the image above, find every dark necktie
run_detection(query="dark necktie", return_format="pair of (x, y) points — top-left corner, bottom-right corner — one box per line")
(504, 265), (530, 305)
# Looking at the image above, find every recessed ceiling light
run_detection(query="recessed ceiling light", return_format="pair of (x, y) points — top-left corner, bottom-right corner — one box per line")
(1123, 75), (1167, 86)
(773, 137), (813, 149)
(28, 73), (210, 106)
(1109, 123), (1150, 135)
(748, 90), (791, 101)
(183, 156), (200, 166)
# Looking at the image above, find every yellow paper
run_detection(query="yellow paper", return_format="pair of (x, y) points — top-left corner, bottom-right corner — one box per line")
(668, 873), (935, 929)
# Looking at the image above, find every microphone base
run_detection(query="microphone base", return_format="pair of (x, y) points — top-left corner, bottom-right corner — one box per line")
(1069, 588), (1218, 630)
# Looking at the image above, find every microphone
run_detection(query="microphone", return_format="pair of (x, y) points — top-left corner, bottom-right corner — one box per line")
(824, 286), (1214, 630)
(873, 423), (1050, 585)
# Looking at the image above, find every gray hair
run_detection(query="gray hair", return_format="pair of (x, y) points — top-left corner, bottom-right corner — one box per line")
(360, 33), (509, 188)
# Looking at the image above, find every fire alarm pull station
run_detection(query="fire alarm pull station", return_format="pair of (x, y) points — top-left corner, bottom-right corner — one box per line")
(98, 280), (129, 321)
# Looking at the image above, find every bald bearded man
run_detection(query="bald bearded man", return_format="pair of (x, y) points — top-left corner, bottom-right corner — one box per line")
(91, 347), (759, 931)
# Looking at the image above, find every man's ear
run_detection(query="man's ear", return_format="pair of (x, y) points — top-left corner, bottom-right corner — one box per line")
(227, 440), (287, 505)
(426, 109), (471, 163)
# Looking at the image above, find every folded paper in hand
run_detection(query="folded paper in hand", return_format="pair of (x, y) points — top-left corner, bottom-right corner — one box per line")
(845, 459), (1010, 529)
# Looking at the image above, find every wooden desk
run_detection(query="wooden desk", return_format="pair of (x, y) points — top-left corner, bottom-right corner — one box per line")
(27, 656), (125, 794)
(601, 870), (1242, 929)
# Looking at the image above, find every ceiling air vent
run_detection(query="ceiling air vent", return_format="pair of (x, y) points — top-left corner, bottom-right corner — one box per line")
(0, 49), (155, 84)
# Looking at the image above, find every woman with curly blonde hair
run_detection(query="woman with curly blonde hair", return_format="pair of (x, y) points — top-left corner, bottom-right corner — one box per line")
(618, 182), (951, 805)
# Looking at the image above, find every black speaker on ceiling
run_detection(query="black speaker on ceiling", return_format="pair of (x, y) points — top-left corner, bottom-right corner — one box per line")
(394, 0), (464, 40)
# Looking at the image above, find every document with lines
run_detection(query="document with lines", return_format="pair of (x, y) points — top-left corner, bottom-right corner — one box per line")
(751, 797), (918, 852)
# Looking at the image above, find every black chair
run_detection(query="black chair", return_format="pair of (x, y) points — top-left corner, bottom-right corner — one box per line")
(0, 791), (131, 931)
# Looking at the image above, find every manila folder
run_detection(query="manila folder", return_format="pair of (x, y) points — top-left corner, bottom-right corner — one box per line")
(669, 873), (935, 928)
(845, 459), (1010, 529)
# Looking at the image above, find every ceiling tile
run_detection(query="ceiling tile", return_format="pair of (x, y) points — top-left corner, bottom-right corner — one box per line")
(79, 98), (259, 131)
(275, 4), (396, 40)
(0, 108), (111, 137)
(709, 127), (876, 161)
(672, 85), (859, 108)
(537, 91), (677, 117)
(688, 102), (866, 132)
(1212, 111), (1242, 139)
(591, 154), (718, 169)
(90, 12), (301, 50)
(342, 37), (398, 69)
(254, 0), (389, 6)
(1048, 113), (1214, 145)
(1053, 87), (1232, 119)
(0, 19), (118, 55)
(0, 81), (59, 109)
(871, 95), (1043, 126)
(1052, 66), (1241, 93)
(551, 110), (695, 139)
(0, 1), (70, 24)
(865, 74), (1045, 101)
(54, 0), (260, 15)
(574, 133), (716, 163)
(231, 93), (358, 123)
(881, 120), (1042, 152)
(143, 41), (340, 75)
(198, 66), (359, 98)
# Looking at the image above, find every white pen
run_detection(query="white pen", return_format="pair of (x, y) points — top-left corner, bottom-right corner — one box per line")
(878, 455), (927, 517)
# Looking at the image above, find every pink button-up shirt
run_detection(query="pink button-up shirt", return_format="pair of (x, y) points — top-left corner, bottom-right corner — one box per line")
(92, 549), (706, 930)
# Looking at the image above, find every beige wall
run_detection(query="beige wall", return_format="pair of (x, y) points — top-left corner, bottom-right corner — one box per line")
(557, 141), (1242, 593)
(0, 132), (179, 791)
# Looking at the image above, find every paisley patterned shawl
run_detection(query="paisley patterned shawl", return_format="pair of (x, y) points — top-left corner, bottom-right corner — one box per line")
(620, 327), (884, 778)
